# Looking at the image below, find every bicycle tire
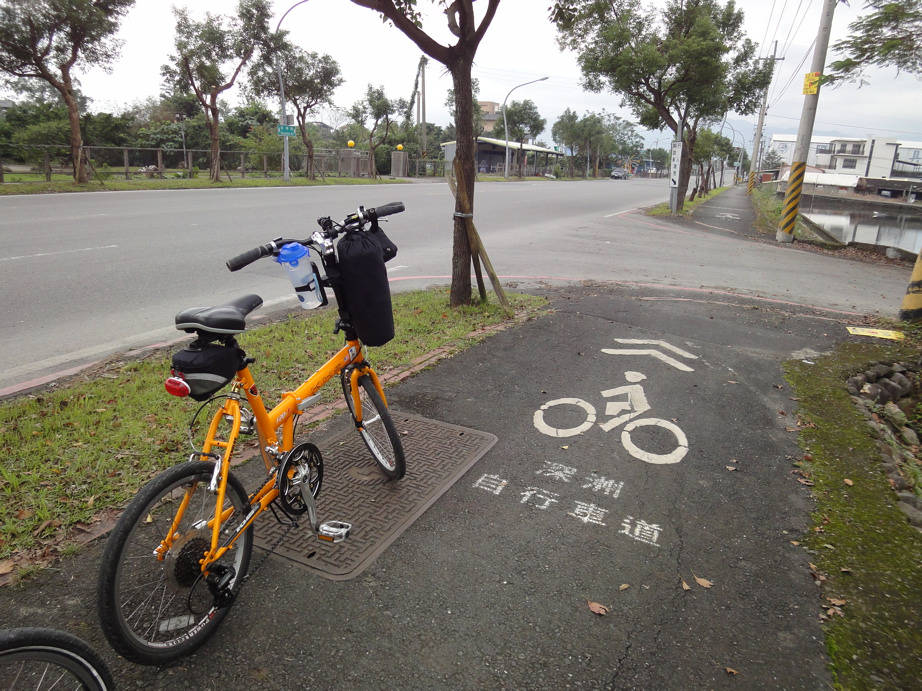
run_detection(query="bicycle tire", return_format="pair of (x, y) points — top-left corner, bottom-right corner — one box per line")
(341, 372), (406, 480)
(0, 627), (115, 690)
(97, 461), (253, 666)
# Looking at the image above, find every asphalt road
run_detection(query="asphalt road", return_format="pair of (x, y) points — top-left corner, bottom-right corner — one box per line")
(0, 179), (910, 393)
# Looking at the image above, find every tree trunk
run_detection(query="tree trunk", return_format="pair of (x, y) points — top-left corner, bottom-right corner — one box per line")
(674, 134), (695, 213)
(60, 85), (87, 184)
(448, 58), (475, 307)
(207, 95), (221, 183)
(305, 135), (315, 180)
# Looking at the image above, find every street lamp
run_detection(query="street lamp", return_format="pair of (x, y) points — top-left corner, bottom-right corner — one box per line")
(502, 76), (548, 179)
(175, 113), (187, 174)
(276, 0), (311, 182)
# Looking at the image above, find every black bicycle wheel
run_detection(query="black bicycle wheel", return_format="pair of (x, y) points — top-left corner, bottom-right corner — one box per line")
(341, 372), (406, 480)
(97, 461), (253, 666)
(0, 627), (114, 690)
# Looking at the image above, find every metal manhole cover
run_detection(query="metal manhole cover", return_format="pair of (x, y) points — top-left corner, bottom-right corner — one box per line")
(245, 413), (497, 580)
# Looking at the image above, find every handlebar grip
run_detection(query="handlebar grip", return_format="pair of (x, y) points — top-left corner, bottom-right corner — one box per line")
(369, 202), (405, 220)
(226, 243), (275, 271)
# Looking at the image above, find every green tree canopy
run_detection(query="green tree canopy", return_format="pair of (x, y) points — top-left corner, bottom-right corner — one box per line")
(550, 0), (771, 211)
(349, 84), (408, 179)
(828, 1), (922, 83)
(161, 0), (272, 182)
(491, 99), (546, 177)
(249, 39), (342, 179)
(0, 0), (135, 182)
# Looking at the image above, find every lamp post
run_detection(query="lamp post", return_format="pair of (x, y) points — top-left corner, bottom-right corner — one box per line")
(276, 0), (311, 182)
(502, 76), (548, 179)
(175, 113), (187, 174)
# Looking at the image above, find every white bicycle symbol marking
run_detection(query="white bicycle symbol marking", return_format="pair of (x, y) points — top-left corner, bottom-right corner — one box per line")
(533, 371), (688, 465)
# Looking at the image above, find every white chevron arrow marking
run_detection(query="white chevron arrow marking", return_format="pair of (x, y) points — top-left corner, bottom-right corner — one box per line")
(601, 339), (698, 372)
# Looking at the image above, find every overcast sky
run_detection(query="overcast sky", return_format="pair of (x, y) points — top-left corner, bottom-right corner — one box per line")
(11, 0), (922, 148)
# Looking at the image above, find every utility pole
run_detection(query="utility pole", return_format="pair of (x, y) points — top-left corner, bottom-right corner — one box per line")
(748, 41), (781, 195)
(420, 62), (427, 162)
(777, 0), (839, 242)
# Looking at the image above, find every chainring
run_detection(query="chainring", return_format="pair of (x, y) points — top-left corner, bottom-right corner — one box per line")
(277, 442), (323, 516)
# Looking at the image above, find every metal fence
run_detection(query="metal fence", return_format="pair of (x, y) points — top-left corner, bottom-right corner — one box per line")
(0, 144), (450, 183)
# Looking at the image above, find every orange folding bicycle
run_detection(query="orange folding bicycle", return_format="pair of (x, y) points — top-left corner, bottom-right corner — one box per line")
(97, 202), (406, 665)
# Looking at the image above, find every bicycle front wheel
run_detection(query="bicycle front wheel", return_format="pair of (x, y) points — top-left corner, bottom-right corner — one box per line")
(97, 461), (253, 666)
(341, 372), (406, 480)
(0, 627), (114, 691)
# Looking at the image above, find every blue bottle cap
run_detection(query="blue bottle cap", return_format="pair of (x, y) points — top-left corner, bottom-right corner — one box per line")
(277, 242), (309, 266)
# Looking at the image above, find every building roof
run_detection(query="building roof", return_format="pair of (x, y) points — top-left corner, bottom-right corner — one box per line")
(780, 170), (860, 187)
(441, 136), (561, 155)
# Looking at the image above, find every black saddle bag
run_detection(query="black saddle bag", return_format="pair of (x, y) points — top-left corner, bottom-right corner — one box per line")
(171, 343), (243, 401)
(336, 230), (394, 347)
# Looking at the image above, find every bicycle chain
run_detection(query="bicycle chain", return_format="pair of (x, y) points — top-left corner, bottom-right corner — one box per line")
(237, 506), (299, 592)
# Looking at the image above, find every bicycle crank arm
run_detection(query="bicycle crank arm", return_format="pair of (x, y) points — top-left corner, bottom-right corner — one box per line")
(296, 482), (351, 542)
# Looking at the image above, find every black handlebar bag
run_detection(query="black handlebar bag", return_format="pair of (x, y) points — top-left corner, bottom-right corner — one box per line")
(337, 230), (394, 346)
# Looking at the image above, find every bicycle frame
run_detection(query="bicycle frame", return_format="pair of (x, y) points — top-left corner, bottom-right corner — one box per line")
(158, 335), (389, 573)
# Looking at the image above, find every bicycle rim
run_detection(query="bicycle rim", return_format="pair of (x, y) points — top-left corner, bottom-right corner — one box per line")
(342, 373), (406, 480)
(0, 627), (114, 691)
(98, 462), (252, 665)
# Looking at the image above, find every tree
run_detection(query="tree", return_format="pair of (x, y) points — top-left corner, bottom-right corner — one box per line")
(0, 0), (135, 182)
(550, 0), (771, 212)
(828, 1), (922, 83)
(552, 108), (580, 177)
(249, 41), (342, 179)
(349, 84), (408, 179)
(762, 148), (785, 170)
(348, 0), (500, 308)
(491, 99), (545, 177)
(161, 0), (272, 182)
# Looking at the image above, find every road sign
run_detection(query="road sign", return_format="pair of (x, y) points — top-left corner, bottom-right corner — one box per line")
(802, 72), (820, 95)
(277, 124), (297, 137)
(670, 141), (682, 188)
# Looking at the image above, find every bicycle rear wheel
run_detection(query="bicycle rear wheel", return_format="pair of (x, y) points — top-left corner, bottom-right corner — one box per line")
(341, 372), (406, 480)
(0, 627), (114, 691)
(97, 461), (253, 666)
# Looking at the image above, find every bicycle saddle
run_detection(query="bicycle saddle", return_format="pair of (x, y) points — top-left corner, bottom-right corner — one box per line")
(174, 294), (264, 334)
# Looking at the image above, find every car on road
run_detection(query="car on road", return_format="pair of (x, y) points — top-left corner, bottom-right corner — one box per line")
(610, 168), (629, 179)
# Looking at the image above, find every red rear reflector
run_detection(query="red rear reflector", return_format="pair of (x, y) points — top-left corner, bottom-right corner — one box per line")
(165, 375), (191, 397)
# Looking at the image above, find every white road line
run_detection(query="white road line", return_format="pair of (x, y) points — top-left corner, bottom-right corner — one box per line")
(605, 208), (640, 217)
(0, 244), (119, 262)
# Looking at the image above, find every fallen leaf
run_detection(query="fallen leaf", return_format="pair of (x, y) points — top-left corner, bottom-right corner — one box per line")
(797, 478), (815, 486)
(561, 445), (569, 450)
(790, 540), (800, 546)
(0, 560), (15, 576)
(778, 410), (787, 416)
(681, 580), (691, 591)
(843, 478), (854, 486)
(725, 668), (739, 675)
(14, 509), (33, 520)
(727, 380), (738, 384)
(827, 598), (846, 606)
(694, 574), (713, 588)
(587, 600), (609, 615)
(726, 465), (738, 471)
(619, 583), (630, 591)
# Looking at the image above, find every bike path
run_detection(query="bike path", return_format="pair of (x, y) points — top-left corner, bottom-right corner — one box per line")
(0, 280), (840, 690)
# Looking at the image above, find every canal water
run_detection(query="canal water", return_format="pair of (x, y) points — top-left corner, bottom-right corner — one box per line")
(800, 196), (922, 255)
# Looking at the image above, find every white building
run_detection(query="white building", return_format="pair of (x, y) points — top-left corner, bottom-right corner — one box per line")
(768, 133), (922, 179)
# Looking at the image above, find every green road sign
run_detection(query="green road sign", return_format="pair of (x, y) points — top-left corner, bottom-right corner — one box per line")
(277, 125), (297, 137)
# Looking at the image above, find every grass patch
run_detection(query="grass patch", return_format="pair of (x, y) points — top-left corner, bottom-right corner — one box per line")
(785, 336), (922, 689)
(0, 290), (547, 570)
(0, 174), (404, 196)
(646, 185), (730, 216)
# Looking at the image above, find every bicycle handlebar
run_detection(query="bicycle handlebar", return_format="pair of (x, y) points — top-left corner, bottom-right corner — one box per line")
(225, 201), (404, 272)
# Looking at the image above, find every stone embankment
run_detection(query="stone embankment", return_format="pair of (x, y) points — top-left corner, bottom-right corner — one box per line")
(847, 363), (922, 531)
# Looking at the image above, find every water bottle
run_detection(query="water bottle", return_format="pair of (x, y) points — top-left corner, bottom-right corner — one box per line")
(277, 243), (323, 309)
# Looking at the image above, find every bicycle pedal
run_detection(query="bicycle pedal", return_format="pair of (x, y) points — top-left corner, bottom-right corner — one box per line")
(317, 521), (351, 543)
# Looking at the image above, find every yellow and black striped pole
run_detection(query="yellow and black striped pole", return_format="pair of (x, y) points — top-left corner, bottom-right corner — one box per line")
(747, 171), (756, 195)
(899, 253), (922, 321)
(776, 160), (806, 243)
